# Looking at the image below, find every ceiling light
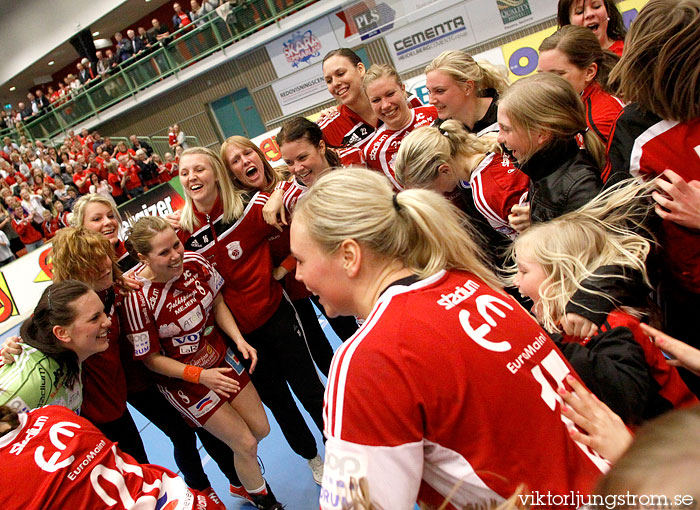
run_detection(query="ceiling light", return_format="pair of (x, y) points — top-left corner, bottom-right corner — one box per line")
(93, 31), (100, 36)
(9, 86), (16, 91)
(48, 61), (55, 66)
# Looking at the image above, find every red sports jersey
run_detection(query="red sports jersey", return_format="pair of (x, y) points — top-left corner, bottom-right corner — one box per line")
(319, 96), (424, 149)
(73, 169), (91, 194)
(581, 81), (624, 145)
(565, 310), (698, 413)
(608, 39), (624, 57)
(123, 164), (142, 190)
(80, 287), (128, 424)
(177, 193), (282, 334)
(123, 252), (249, 425)
(604, 108), (700, 291)
(321, 270), (607, 510)
(468, 152), (529, 240)
(0, 406), (213, 510)
(108, 172), (125, 197)
(363, 106), (438, 191)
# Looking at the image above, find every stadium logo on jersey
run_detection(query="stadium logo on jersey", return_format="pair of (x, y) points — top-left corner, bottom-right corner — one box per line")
(172, 333), (200, 347)
(9, 414), (48, 455)
(129, 332), (151, 356)
(188, 391), (220, 418)
(226, 240), (243, 260)
(437, 280), (480, 310)
(283, 30), (322, 68)
(159, 322), (180, 337)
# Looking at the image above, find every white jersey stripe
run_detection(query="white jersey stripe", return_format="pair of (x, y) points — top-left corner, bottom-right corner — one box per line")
(630, 119), (679, 177)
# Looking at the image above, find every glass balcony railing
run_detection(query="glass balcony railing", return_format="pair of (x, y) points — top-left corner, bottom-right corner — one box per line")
(2, 0), (316, 142)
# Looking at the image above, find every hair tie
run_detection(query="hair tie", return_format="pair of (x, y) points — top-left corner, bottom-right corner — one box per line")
(392, 193), (401, 212)
(437, 127), (450, 138)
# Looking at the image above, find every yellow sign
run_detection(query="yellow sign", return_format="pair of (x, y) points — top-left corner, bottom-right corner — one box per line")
(500, 0), (649, 82)
(0, 272), (19, 323)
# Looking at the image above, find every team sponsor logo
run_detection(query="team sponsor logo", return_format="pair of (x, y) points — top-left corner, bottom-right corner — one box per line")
(159, 322), (181, 337)
(497, 0), (532, 25)
(172, 333), (200, 347)
(320, 445), (369, 510)
(436, 280), (480, 310)
(34, 421), (81, 472)
(188, 390), (220, 418)
(10, 414), (48, 455)
(283, 30), (322, 68)
(336, 1), (396, 41)
(225, 348), (245, 376)
(201, 291), (213, 309)
(179, 344), (198, 355)
(189, 239), (202, 248)
(128, 332), (151, 356)
(392, 17), (466, 55)
(178, 305), (204, 330)
(203, 326), (214, 337)
(226, 240), (243, 260)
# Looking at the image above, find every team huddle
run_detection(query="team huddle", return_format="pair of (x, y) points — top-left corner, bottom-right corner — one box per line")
(1, 0), (700, 508)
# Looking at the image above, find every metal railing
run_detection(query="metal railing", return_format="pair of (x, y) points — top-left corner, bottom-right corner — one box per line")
(3, 0), (316, 142)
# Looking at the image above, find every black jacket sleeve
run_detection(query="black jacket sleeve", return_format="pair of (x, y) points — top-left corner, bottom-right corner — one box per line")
(553, 327), (650, 424)
(565, 265), (648, 325)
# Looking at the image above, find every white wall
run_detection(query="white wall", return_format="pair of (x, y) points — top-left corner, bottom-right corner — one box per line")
(0, 0), (126, 85)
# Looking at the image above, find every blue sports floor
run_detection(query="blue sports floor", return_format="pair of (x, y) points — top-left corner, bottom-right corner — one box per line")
(2, 313), (341, 510)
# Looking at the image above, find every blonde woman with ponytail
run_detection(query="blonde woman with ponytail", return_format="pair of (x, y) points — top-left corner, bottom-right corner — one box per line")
(425, 50), (509, 134)
(394, 119), (528, 240)
(497, 72), (603, 226)
(292, 168), (606, 510)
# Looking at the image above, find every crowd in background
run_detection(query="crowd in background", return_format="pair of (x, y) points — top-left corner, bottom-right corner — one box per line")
(0, 126), (188, 264)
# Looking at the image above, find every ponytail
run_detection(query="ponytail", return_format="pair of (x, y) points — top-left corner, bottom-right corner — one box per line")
(294, 168), (501, 287)
(394, 120), (499, 189)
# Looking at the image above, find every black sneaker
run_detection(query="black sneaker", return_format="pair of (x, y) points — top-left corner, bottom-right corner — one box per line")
(250, 481), (284, 510)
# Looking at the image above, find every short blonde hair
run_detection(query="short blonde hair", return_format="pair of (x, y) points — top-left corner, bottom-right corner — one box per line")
(362, 63), (402, 90)
(70, 194), (123, 232)
(179, 147), (245, 233)
(52, 227), (123, 287)
(294, 168), (500, 285)
(394, 120), (500, 189)
(499, 72), (605, 168)
(425, 50), (510, 96)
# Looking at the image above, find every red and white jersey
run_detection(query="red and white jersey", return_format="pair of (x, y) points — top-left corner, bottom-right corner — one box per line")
(0, 406), (209, 510)
(123, 251), (226, 367)
(581, 81), (624, 145)
(363, 106), (438, 191)
(604, 107), (700, 291)
(468, 152), (529, 240)
(177, 193), (281, 334)
(319, 96), (424, 149)
(322, 270), (607, 510)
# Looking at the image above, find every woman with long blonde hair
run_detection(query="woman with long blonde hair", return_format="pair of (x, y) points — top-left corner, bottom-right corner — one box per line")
(425, 50), (509, 134)
(292, 168), (606, 510)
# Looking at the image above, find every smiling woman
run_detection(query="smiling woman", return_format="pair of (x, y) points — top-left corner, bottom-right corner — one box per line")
(0, 280), (109, 414)
(557, 0), (627, 55)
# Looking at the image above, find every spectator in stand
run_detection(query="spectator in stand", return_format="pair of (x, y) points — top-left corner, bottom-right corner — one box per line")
(18, 102), (32, 121)
(92, 132), (105, 153)
(114, 141), (136, 160)
(127, 29), (146, 60)
(0, 227), (15, 266)
(40, 186), (56, 214)
(77, 62), (91, 86)
(11, 204), (44, 252)
(53, 199), (70, 227)
(153, 154), (172, 183)
(119, 156), (143, 199)
(0, 200), (23, 258)
(19, 188), (47, 228)
(40, 209), (61, 240)
(114, 32), (133, 63)
(106, 161), (127, 205)
(64, 186), (79, 210)
(86, 152), (105, 179)
(135, 149), (159, 188)
(130, 134), (153, 156)
(72, 163), (91, 195)
(101, 137), (116, 157)
(53, 178), (69, 201)
(88, 172), (112, 199)
(2, 137), (17, 155)
(173, 2), (193, 30)
(34, 90), (50, 114)
(57, 164), (75, 186)
(152, 18), (171, 45)
(26, 93), (39, 117)
(68, 73), (82, 94)
(168, 125), (177, 149)
(173, 123), (188, 149)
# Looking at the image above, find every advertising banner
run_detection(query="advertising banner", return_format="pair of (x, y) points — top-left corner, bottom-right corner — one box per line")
(266, 17), (340, 79)
(271, 63), (334, 116)
(385, 3), (477, 72)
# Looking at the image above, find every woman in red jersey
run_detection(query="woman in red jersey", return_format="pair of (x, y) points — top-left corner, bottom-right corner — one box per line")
(319, 48), (423, 149)
(176, 147), (326, 486)
(557, 0), (626, 56)
(362, 64), (438, 191)
(290, 168), (606, 510)
(539, 25), (624, 147)
(123, 216), (282, 510)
